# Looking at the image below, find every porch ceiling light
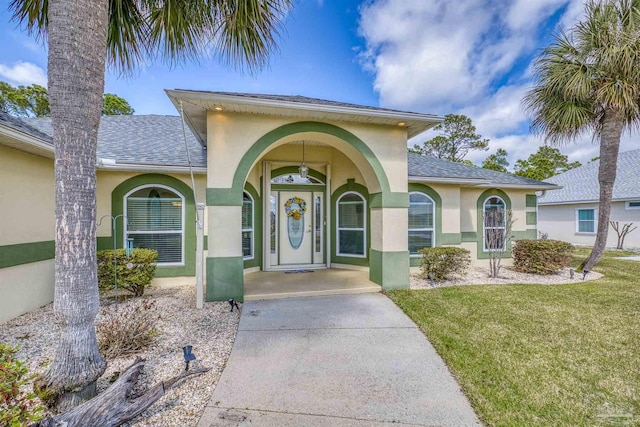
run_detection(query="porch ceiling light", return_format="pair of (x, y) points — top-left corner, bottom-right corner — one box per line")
(397, 121), (406, 127)
(299, 140), (309, 179)
(213, 105), (223, 111)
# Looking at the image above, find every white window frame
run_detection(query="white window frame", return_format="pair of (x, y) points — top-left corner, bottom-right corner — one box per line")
(625, 201), (640, 210)
(124, 184), (185, 266)
(409, 192), (436, 256)
(483, 196), (506, 252)
(336, 191), (367, 258)
(575, 208), (597, 234)
(242, 191), (254, 260)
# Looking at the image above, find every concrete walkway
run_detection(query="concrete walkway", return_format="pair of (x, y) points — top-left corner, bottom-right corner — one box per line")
(198, 294), (480, 426)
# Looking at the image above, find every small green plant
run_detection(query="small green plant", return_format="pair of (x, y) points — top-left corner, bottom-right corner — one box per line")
(97, 248), (158, 297)
(0, 344), (44, 426)
(512, 239), (573, 275)
(419, 247), (471, 281)
(96, 299), (160, 359)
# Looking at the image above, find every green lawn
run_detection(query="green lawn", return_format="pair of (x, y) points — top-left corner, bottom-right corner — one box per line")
(388, 248), (640, 427)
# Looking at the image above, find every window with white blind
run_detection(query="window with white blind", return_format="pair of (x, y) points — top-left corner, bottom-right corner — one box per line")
(409, 192), (435, 255)
(125, 185), (184, 265)
(483, 196), (506, 251)
(337, 192), (366, 257)
(242, 192), (254, 259)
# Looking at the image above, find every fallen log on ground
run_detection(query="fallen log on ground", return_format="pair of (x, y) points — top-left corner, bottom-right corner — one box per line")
(33, 358), (209, 427)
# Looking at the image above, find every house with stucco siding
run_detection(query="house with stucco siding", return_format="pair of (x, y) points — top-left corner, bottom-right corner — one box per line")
(538, 149), (640, 248)
(0, 91), (556, 323)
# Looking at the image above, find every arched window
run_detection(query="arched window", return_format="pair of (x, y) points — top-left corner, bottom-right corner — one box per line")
(242, 191), (254, 259)
(337, 192), (366, 257)
(125, 185), (184, 265)
(408, 192), (435, 255)
(483, 196), (506, 251)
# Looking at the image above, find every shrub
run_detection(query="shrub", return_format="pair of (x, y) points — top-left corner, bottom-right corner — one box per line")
(0, 344), (44, 426)
(512, 239), (573, 275)
(419, 247), (471, 281)
(96, 299), (160, 359)
(97, 248), (158, 297)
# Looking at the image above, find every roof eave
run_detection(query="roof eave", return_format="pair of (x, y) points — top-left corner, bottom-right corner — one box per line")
(97, 162), (207, 174)
(0, 122), (53, 158)
(408, 176), (492, 185)
(475, 183), (561, 190)
(166, 89), (442, 140)
(538, 197), (633, 206)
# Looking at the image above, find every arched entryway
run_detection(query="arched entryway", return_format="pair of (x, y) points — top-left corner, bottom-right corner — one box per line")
(205, 121), (411, 301)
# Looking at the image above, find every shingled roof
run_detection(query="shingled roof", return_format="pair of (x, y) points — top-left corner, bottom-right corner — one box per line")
(19, 115), (205, 168)
(408, 153), (556, 188)
(0, 110), (53, 143)
(538, 148), (640, 204)
(0, 112), (556, 188)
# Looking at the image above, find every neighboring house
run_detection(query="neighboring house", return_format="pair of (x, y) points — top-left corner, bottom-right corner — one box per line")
(0, 91), (555, 323)
(538, 149), (640, 249)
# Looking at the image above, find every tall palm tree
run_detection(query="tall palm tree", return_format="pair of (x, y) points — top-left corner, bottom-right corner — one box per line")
(10, 0), (291, 411)
(524, 0), (640, 271)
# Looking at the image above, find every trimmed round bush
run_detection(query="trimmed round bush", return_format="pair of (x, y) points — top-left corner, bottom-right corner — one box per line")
(97, 248), (158, 296)
(512, 239), (573, 275)
(419, 247), (471, 280)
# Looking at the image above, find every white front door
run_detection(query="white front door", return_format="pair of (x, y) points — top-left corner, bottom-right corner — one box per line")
(279, 191), (313, 265)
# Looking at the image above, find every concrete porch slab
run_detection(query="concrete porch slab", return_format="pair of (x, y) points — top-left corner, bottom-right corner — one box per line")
(244, 269), (381, 301)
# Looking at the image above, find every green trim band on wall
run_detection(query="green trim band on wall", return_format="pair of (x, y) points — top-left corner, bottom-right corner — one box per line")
(526, 194), (537, 208)
(369, 192), (409, 209)
(526, 211), (537, 225)
(206, 188), (242, 206)
(97, 236), (112, 251)
(243, 182), (262, 270)
(476, 188), (512, 259)
(440, 233), (462, 245)
(111, 173), (196, 277)
(369, 249), (410, 290)
(513, 229), (537, 240)
(461, 232), (478, 242)
(331, 181), (370, 266)
(0, 240), (54, 269)
(206, 256), (244, 302)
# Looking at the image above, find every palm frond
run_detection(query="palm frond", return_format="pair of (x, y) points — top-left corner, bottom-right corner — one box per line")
(9, 0), (48, 41)
(524, 0), (640, 144)
(11, 0), (293, 74)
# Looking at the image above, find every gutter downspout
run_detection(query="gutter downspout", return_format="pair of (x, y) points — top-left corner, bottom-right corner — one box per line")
(180, 101), (205, 309)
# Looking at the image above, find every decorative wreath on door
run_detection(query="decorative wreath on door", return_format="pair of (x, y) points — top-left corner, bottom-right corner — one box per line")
(284, 197), (307, 220)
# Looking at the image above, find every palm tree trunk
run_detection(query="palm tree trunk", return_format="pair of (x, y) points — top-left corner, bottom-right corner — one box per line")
(579, 108), (624, 271)
(35, 0), (109, 411)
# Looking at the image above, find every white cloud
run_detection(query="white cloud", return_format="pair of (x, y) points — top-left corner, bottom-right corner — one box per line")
(359, 0), (611, 166)
(0, 61), (47, 87)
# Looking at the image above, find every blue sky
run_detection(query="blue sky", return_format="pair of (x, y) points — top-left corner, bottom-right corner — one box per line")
(1, 0), (637, 167)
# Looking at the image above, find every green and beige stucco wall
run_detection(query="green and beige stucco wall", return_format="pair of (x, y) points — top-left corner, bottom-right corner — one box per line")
(407, 183), (538, 269)
(0, 138), (206, 323)
(205, 112), (412, 301)
(0, 144), (56, 323)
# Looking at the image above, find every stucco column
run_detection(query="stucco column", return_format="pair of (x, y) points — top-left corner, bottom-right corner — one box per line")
(206, 200), (244, 301)
(369, 196), (410, 290)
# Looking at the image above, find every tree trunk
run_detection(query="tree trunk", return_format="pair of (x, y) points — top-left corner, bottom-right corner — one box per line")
(579, 109), (624, 271)
(36, 0), (110, 411)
